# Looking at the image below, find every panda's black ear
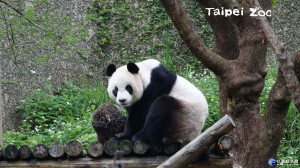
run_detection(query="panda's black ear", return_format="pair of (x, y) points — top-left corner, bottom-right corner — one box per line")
(106, 64), (116, 77)
(127, 62), (139, 74)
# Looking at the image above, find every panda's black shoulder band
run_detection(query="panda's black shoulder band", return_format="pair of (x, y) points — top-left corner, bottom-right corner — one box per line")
(127, 62), (139, 74)
(106, 64), (116, 77)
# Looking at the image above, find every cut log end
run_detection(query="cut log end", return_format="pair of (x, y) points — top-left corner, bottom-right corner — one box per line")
(163, 144), (179, 155)
(64, 140), (83, 158)
(149, 145), (162, 155)
(19, 145), (33, 160)
(5, 144), (19, 160)
(33, 144), (48, 159)
(119, 140), (132, 155)
(218, 135), (234, 151)
(133, 141), (148, 155)
(87, 142), (103, 158)
(104, 140), (119, 156)
(226, 115), (236, 128)
(49, 142), (65, 158)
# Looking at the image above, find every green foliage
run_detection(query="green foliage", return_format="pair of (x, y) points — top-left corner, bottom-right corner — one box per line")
(273, 0), (279, 6)
(17, 82), (87, 133)
(0, 0), (90, 64)
(5, 80), (110, 148)
(259, 65), (277, 115)
(277, 103), (299, 164)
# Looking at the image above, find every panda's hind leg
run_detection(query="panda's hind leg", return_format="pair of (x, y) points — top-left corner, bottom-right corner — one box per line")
(131, 95), (180, 145)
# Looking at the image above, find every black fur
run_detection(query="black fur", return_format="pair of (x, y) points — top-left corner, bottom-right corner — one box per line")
(131, 95), (181, 145)
(126, 85), (133, 95)
(106, 64), (116, 77)
(113, 87), (118, 97)
(113, 64), (178, 145)
(127, 63), (139, 74)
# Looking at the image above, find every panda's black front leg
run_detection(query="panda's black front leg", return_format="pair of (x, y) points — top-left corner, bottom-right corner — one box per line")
(110, 113), (143, 142)
(132, 96), (178, 145)
(109, 120), (133, 142)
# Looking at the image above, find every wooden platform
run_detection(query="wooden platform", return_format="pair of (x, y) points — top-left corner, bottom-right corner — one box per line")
(0, 156), (232, 168)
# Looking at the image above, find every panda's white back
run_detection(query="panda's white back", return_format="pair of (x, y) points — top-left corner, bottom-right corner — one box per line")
(136, 59), (160, 88)
(136, 59), (208, 107)
(166, 75), (208, 142)
(136, 59), (208, 142)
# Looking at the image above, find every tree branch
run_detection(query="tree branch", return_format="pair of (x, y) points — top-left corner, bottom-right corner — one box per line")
(263, 50), (300, 141)
(0, 5), (18, 66)
(159, 0), (228, 76)
(197, 0), (240, 60)
(253, 0), (300, 112)
(260, 66), (291, 160)
(0, 0), (62, 39)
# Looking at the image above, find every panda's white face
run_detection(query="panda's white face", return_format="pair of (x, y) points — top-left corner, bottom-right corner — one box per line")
(107, 66), (143, 107)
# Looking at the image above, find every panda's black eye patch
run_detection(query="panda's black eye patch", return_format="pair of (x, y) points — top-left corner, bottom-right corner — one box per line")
(113, 87), (118, 97)
(126, 85), (133, 95)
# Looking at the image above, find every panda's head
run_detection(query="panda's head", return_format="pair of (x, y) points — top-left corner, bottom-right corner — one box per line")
(106, 63), (143, 107)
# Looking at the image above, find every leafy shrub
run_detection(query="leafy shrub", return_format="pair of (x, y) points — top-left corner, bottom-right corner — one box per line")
(17, 82), (88, 133)
(5, 80), (109, 148)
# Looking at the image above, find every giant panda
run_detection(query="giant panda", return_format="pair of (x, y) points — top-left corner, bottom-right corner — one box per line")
(105, 59), (208, 148)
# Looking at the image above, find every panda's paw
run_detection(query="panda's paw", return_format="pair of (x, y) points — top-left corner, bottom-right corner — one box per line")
(109, 136), (128, 143)
(131, 132), (145, 144)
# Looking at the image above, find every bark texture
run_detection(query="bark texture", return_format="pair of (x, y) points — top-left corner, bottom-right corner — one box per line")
(159, 0), (299, 167)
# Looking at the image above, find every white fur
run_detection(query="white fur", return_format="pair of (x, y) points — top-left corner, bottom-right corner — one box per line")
(136, 59), (160, 88)
(107, 67), (143, 107)
(167, 76), (208, 142)
(107, 59), (160, 107)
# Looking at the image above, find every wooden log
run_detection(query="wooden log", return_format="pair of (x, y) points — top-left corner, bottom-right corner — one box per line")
(180, 141), (190, 149)
(0, 156), (233, 168)
(103, 140), (119, 156)
(190, 156), (233, 168)
(149, 145), (162, 155)
(48, 142), (65, 158)
(119, 140), (132, 156)
(157, 114), (236, 168)
(82, 149), (88, 157)
(18, 145), (32, 160)
(163, 144), (179, 155)
(218, 135), (234, 152)
(64, 140), (83, 158)
(33, 144), (48, 159)
(133, 140), (148, 155)
(208, 135), (234, 157)
(87, 142), (103, 158)
(5, 144), (18, 160)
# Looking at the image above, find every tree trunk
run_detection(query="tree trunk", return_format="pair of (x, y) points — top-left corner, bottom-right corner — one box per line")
(159, 0), (299, 167)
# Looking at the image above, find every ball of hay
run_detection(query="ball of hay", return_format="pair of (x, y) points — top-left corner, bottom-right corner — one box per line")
(92, 103), (127, 143)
